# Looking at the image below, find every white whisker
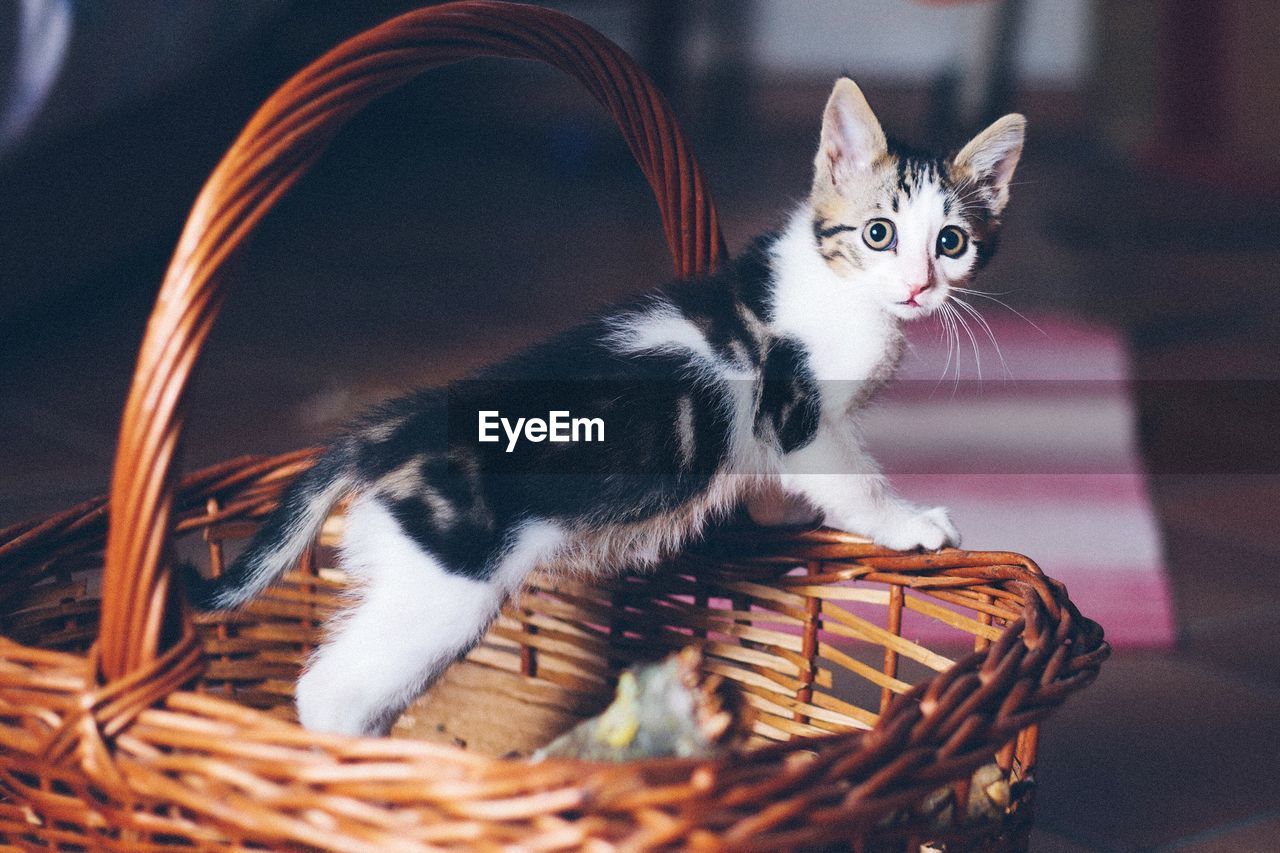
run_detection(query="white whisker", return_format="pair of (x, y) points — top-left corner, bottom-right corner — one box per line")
(951, 295), (1011, 379)
(951, 285), (1019, 298)
(934, 303), (956, 392)
(938, 301), (963, 394)
(950, 300), (983, 381)
(950, 287), (1047, 336)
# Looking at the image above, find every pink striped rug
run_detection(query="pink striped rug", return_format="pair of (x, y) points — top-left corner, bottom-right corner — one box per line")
(862, 313), (1175, 648)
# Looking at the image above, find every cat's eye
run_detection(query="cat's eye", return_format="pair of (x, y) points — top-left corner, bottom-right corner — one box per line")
(937, 225), (968, 258)
(862, 218), (896, 251)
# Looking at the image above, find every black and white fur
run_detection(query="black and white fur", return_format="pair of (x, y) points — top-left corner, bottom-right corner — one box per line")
(187, 79), (1025, 737)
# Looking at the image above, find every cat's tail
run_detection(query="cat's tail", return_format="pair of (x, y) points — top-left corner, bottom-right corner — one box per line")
(183, 445), (356, 611)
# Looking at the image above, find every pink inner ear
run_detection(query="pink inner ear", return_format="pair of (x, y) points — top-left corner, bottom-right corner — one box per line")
(967, 127), (1023, 188)
(992, 146), (1019, 185)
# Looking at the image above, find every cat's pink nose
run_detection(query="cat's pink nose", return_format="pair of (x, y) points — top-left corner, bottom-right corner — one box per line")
(905, 282), (932, 306)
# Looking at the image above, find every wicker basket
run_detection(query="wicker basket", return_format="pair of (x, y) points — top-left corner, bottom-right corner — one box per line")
(0, 3), (1108, 850)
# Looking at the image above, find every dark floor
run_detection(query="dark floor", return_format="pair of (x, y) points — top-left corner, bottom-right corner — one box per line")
(2, 67), (1279, 851)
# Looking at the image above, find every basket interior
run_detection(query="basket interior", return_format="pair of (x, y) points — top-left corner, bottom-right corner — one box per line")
(3, 497), (1028, 764)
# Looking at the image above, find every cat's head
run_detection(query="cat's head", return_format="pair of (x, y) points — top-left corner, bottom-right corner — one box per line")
(808, 77), (1024, 320)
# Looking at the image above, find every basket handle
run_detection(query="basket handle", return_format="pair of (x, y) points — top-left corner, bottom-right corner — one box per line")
(100, 0), (726, 680)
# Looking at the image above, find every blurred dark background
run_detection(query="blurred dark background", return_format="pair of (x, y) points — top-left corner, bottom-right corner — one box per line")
(2, 1), (1278, 849)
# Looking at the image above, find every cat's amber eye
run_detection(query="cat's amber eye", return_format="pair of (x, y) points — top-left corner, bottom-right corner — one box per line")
(862, 218), (896, 251)
(937, 225), (968, 258)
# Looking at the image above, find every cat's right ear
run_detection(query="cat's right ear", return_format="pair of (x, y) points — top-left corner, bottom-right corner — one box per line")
(953, 114), (1025, 215)
(814, 77), (887, 191)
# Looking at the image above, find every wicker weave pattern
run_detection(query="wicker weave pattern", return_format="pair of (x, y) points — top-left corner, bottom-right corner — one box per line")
(0, 3), (1106, 849)
(2, 452), (1106, 850)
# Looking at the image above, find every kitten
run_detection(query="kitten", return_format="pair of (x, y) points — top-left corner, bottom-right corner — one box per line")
(186, 78), (1024, 737)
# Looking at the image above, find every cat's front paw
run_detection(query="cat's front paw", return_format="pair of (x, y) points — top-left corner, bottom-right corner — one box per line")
(873, 506), (960, 551)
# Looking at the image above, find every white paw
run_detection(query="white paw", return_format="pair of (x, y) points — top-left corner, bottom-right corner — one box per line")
(296, 660), (370, 736)
(873, 506), (960, 551)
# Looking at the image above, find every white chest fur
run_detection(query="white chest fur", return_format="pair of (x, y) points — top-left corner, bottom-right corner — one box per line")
(767, 209), (904, 414)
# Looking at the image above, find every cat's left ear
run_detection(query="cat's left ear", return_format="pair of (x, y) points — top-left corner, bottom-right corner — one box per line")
(814, 77), (888, 191)
(953, 114), (1026, 215)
